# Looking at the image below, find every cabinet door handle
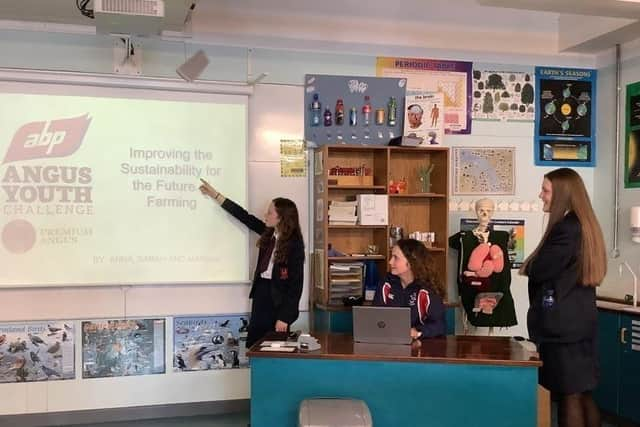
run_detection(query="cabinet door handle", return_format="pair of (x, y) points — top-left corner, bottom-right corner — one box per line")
(620, 327), (627, 344)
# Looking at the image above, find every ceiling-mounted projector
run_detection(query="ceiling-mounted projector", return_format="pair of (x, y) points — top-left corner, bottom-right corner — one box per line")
(94, 0), (165, 36)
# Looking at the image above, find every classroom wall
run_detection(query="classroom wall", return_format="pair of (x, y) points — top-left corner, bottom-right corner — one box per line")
(594, 41), (640, 299)
(0, 25), (635, 415)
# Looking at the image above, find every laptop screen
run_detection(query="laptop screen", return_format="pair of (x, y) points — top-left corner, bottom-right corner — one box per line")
(352, 306), (412, 345)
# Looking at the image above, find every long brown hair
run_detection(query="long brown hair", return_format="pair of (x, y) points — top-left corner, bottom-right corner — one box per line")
(519, 168), (606, 286)
(396, 239), (444, 297)
(257, 197), (304, 263)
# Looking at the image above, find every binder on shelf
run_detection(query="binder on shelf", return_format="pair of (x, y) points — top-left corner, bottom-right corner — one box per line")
(357, 194), (388, 225)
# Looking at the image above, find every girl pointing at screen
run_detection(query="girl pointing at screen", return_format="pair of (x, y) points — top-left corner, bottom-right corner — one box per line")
(199, 179), (305, 348)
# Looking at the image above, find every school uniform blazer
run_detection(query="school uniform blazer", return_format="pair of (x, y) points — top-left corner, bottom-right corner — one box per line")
(526, 212), (597, 344)
(220, 198), (305, 325)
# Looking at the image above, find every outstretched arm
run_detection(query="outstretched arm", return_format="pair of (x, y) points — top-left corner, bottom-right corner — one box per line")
(200, 178), (266, 235)
(199, 178), (225, 204)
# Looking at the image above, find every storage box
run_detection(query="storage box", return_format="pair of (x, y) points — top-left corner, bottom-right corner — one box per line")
(357, 194), (388, 225)
(328, 175), (374, 186)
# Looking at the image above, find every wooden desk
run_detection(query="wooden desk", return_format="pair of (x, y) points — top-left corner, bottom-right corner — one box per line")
(248, 333), (541, 427)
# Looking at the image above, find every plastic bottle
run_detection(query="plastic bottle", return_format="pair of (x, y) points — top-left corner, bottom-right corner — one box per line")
(362, 95), (371, 126)
(335, 99), (344, 126)
(310, 93), (321, 127)
(349, 107), (357, 126)
(323, 108), (332, 126)
(387, 97), (397, 126)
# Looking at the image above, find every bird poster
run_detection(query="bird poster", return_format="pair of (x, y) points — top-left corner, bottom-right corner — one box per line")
(173, 314), (250, 371)
(81, 319), (165, 378)
(0, 321), (75, 383)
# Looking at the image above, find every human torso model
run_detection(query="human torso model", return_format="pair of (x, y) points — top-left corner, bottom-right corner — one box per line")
(448, 198), (517, 327)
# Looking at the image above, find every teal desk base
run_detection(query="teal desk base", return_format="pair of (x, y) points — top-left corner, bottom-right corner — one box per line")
(250, 343), (538, 426)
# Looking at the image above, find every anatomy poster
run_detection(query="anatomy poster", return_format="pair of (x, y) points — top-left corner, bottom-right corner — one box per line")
(535, 67), (597, 167)
(472, 68), (535, 122)
(403, 92), (444, 145)
(377, 57), (472, 134)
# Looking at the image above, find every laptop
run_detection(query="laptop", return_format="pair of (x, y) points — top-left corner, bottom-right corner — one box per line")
(352, 306), (412, 345)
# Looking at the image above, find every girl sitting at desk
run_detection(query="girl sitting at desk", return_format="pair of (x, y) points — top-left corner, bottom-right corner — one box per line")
(373, 239), (446, 339)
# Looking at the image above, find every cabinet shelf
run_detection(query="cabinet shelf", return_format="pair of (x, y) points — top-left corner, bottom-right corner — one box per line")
(386, 246), (445, 253)
(389, 193), (446, 198)
(313, 144), (449, 310)
(328, 225), (387, 229)
(328, 185), (387, 191)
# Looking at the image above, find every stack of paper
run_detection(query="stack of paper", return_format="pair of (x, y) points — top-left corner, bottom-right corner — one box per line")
(328, 262), (364, 305)
(328, 200), (357, 225)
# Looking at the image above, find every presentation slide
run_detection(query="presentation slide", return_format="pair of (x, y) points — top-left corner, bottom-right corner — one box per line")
(0, 85), (248, 287)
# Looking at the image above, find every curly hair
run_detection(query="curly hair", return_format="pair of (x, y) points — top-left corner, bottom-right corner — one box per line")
(257, 197), (304, 263)
(395, 238), (444, 297)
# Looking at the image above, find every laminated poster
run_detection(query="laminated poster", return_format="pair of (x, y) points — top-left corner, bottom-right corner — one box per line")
(403, 92), (444, 145)
(173, 314), (250, 371)
(471, 69), (535, 122)
(82, 318), (165, 378)
(377, 57), (472, 134)
(0, 321), (75, 383)
(534, 67), (597, 167)
(625, 81), (640, 187)
(453, 147), (515, 195)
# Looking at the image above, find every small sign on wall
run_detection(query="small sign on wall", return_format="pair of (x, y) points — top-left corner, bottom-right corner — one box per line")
(280, 139), (306, 178)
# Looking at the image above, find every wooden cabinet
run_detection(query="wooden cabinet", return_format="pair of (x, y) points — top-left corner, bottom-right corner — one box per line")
(594, 308), (640, 424)
(312, 145), (449, 309)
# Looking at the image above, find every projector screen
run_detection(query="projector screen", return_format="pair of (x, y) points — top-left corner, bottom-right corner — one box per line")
(0, 82), (249, 287)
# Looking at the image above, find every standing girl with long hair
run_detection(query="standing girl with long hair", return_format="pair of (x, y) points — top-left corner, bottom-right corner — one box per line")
(200, 180), (305, 348)
(520, 168), (606, 427)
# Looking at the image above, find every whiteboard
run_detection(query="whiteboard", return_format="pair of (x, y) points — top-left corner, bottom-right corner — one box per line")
(0, 80), (250, 287)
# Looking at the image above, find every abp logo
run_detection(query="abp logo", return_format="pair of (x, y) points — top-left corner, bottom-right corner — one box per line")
(2, 114), (92, 164)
